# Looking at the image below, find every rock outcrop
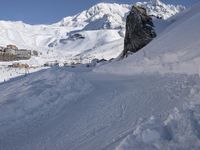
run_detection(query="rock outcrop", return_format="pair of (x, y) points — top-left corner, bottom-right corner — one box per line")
(122, 6), (156, 57)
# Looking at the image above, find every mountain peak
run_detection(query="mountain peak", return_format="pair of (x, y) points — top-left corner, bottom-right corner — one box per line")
(56, 1), (185, 31)
(136, 0), (185, 19)
(150, 0), (162, 5)
(56, 3), (131, 30)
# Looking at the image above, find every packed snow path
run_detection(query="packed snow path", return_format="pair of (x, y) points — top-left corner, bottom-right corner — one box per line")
(0, 67), (199, 150)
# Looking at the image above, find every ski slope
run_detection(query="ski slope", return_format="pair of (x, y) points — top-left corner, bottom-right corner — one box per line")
(0, 2), (200, 150)
(95, 1), (200, 76)
(0, 68), (200, 150)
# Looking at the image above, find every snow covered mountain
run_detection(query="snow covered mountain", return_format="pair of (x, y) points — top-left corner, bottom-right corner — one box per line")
(56, 0), (185, 30)
(0, 0), (187, 82)
(55, 3), (131, 30)
(136, 0), (185, 19)
(0, 0), (185, 65)
(0, 1), (200, 150)
(95, 1), (200, 76)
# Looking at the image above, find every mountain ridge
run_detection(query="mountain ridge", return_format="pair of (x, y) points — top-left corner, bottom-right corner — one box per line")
(0, 0), (186, 66)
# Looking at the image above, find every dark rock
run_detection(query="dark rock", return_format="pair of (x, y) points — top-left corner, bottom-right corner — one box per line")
(122, 6), (156, 57)
(69, 33), (85, 41)
(31, 50), (39, 57)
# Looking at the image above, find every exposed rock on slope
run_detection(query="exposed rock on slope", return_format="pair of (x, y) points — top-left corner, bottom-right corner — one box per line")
(122, 6), (156, 57)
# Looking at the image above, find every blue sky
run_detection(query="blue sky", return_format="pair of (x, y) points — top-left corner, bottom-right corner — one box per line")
(0, 0), (198, 24)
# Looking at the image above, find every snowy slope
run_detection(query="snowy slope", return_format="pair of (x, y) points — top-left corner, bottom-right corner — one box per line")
(0, 21), (68, 50)
(55, 3), (131, 30)
(95, 1), (200, 76)
(0, 1), (185, 64)
(0, 68), (200, 150)
(136, 0), (185, 19)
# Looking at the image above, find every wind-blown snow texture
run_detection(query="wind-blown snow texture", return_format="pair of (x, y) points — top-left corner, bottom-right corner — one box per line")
(1, 1), (200, 150)
(95, 1), (200, 76)
(0, 69), (200, 150)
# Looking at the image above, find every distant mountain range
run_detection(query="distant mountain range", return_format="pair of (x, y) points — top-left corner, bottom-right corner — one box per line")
(0, 0), (185, 64)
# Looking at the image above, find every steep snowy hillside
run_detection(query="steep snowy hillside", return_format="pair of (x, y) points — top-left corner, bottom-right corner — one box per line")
(96, 1), (200, 76)
(1, 68), (200, 150)
(55, 1), (185, 30)
(48, 1), (185, 58)
(0, 21), (67, 50)
(0, 1), (200, 150)
(55, 3), (131, 30)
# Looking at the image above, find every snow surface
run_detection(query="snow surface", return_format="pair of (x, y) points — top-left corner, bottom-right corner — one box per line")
(95, 1), (200, 76)
(0, 68), (200, 150)
(116, 103), (200, 150)
(1, 1), (200, 150)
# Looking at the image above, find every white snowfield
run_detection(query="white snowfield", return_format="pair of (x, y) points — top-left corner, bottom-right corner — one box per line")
(1, 69), (200, 150)
(1, 1), (200, 150)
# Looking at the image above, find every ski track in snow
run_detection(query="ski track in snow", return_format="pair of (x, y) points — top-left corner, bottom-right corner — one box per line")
(0, 67), (200, 150)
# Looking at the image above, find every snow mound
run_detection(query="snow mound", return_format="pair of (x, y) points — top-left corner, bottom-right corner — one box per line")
(116, 103), (200, 150)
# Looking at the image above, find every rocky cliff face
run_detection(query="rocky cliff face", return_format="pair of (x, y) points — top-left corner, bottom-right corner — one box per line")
(122, 6), (156, 57)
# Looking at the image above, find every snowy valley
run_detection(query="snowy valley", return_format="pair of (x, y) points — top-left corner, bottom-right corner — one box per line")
(1, 0), (200, 150)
